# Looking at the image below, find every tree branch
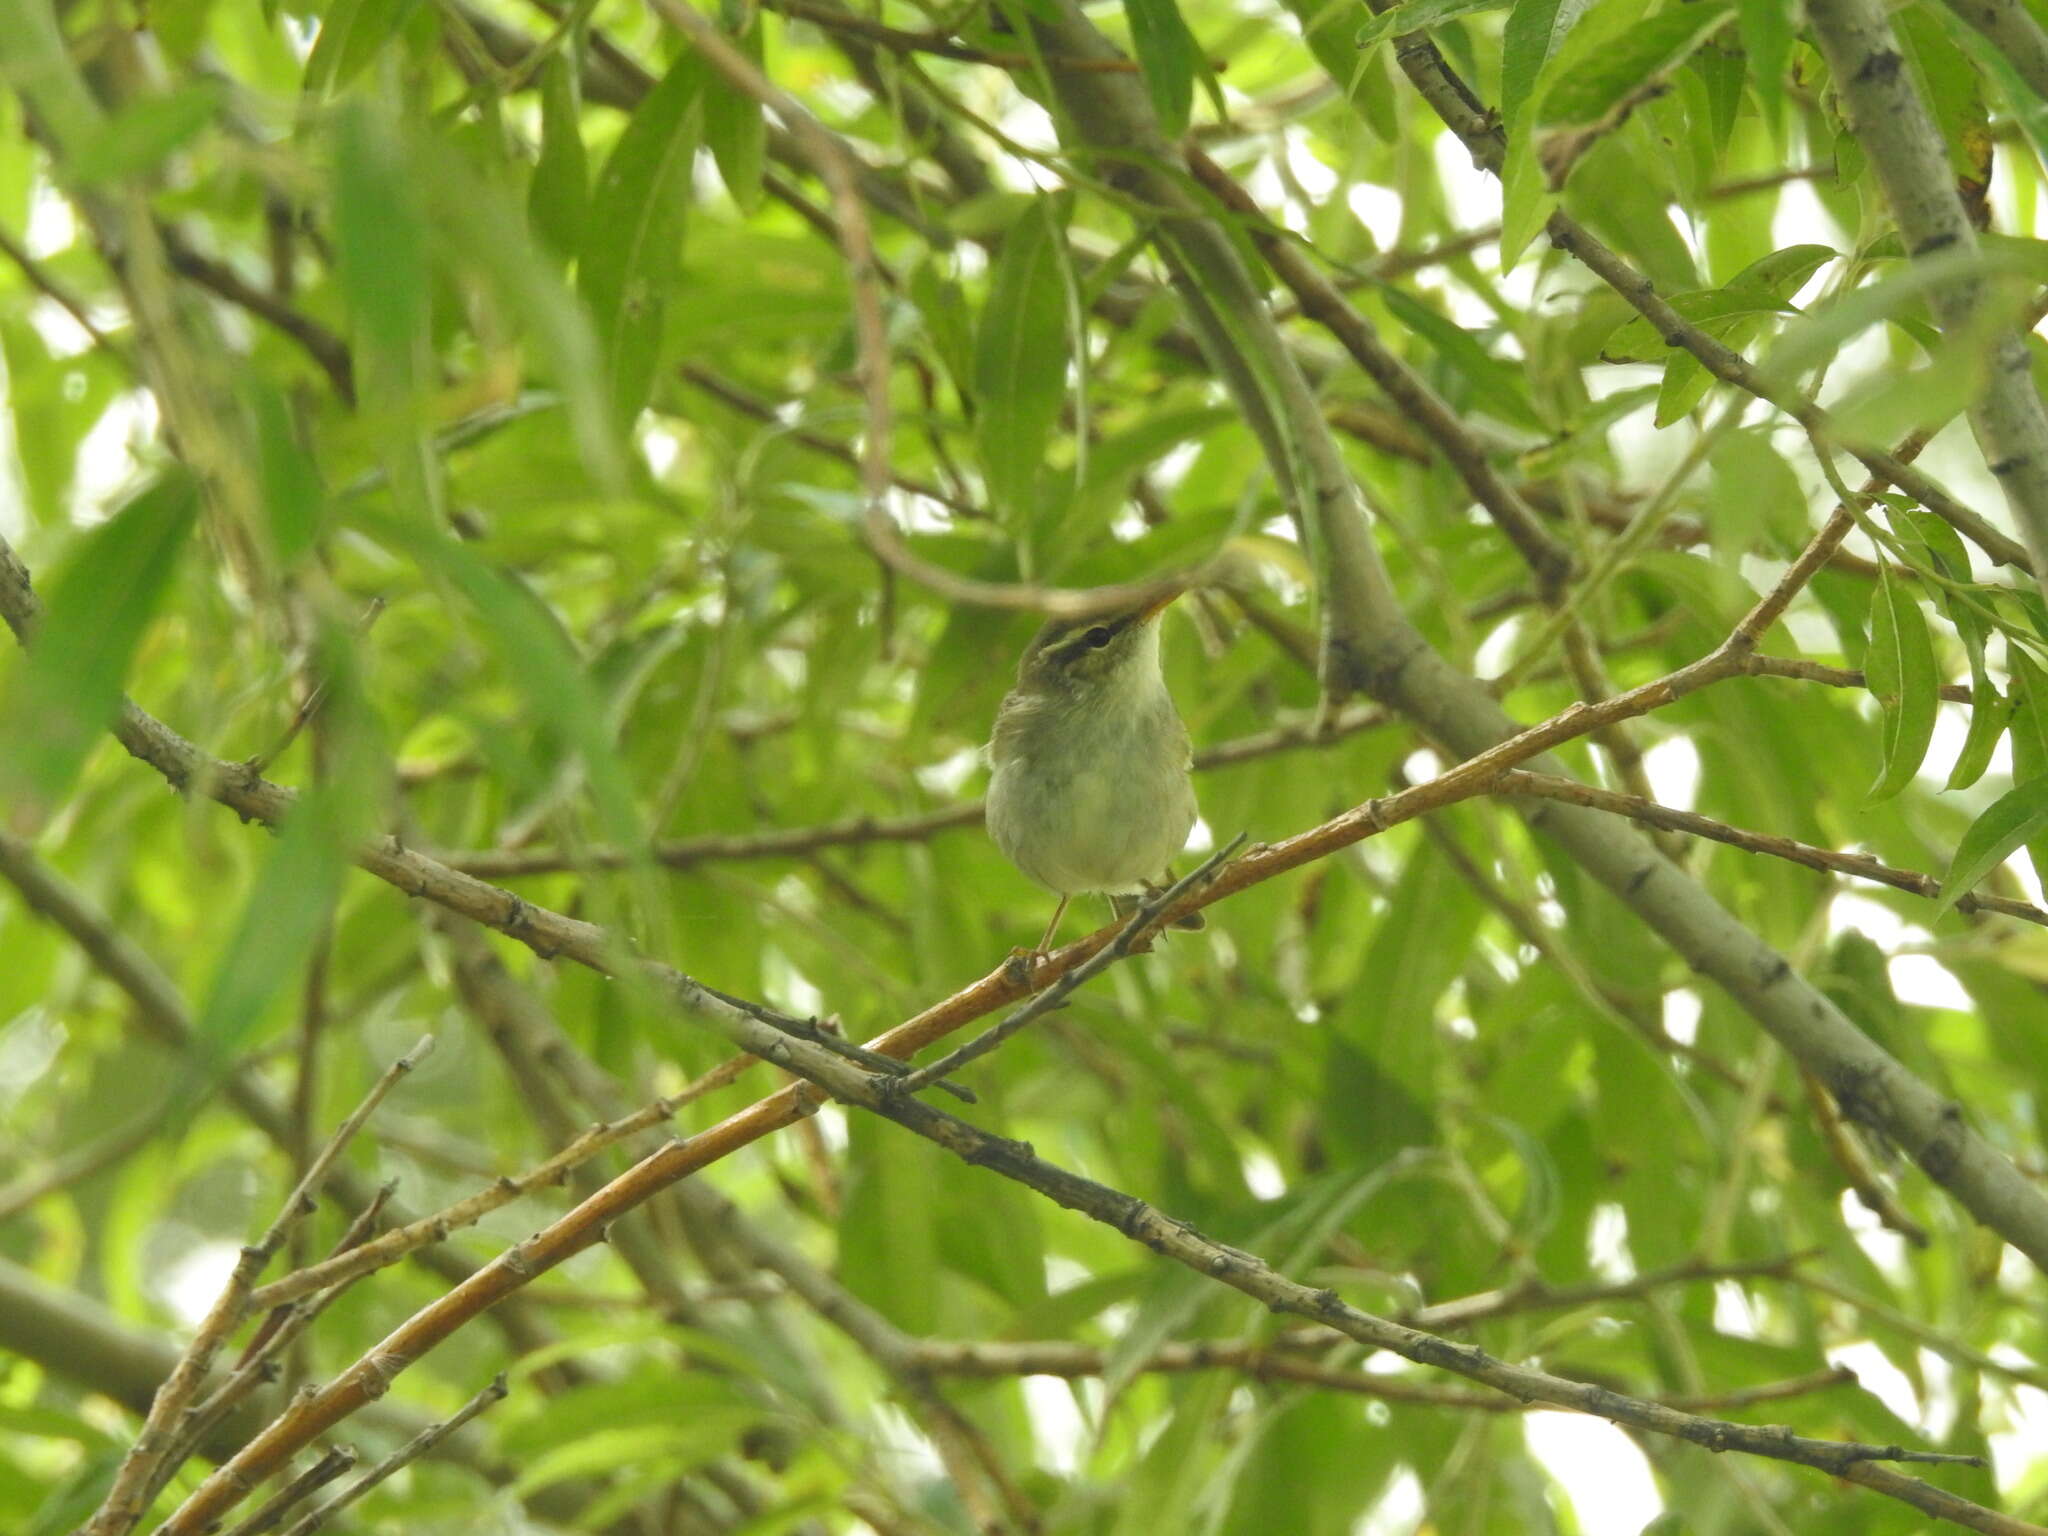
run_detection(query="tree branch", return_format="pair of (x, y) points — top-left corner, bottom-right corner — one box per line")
(1021, 0), (2048, 1284)
(1805, 0), (2048, 584)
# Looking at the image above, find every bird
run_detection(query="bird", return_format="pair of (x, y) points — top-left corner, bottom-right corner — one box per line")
(985, 586), (1203, 958)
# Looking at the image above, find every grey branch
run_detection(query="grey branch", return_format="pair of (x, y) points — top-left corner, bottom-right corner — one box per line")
(1805, 0), (2048, 590)
(1024, 0), (2048, 1281)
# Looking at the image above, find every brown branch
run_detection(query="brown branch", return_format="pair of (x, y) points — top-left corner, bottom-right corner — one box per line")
(435, 704), (1393, 878)
(83, 1036), (432, 1536)
(0, 517), (2017, 1533)
(184, 1009), (2018, 1531)
(217, 1446), (357, 1536)
(273, 1375), (509, 1536)
(0, 219), (132, 364)
(157, 226), (356, 405)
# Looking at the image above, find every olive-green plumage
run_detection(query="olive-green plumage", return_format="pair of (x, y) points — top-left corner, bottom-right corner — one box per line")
(985, 596), (1199, 951)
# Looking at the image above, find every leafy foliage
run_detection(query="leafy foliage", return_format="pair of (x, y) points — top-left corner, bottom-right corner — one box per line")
(2, 0), (2047, 1533)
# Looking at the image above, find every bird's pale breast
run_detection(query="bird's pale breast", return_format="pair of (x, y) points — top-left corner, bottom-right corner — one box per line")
(985, 676), (1196, 896)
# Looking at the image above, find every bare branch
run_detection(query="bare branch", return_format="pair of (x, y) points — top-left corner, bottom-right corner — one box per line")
(274, 1375), (509, 1536)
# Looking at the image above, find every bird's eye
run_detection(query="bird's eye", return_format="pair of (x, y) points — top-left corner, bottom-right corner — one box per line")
(1083, 626), (1113, 649)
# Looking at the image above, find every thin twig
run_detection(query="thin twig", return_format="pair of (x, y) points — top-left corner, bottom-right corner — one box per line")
(1499, 771), (2048, 928)
(274, 1375), (509, 1536)
(886, 835), (1247, 1097)
(217, 1446), (358, 1536)
(82, 1035), (432, 1536)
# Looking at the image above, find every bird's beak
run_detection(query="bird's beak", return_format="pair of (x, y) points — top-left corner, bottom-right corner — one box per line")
(1135, 581), (1188, 624)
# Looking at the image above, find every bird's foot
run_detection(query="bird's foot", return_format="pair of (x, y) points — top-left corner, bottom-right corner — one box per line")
(1003, 946), (1051, 984)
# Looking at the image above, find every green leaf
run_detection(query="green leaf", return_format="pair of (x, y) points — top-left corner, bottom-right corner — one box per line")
(1537, 0), (1734, 127)
(1602, 242), (1833, 361)
(304, 0), (423, 96)
(1357, 0), (1512, 54)
(579, 49), (703, 430)
(185, 785), (353, 1091)
(1940, 5), (2048, 176)
(353, 510), (646, 857)
(1864, 562), (1939, 801)
(1739, 0), (1791, 127)
(1939, 773), (2048, 912)
(333, 104), (429, 381)
(248, 379), (324, 567)
(1947, 680), (2009, 792)
(1897, 5), (1989, 186)
(2, 473), (196, 810)
(528, 54), (588, 259)
(1124, 0), (1200, 137)
(2007, 649), (2048, 886)
(973, 196), (1069, 526)
(65, 84), (219, 185)
(417, 132), (625, 492)
(1766, 242), (2028, 382)
(1379, 285), (1544, 431)
(1501, 0), (1588, 132)
(1499, 0), (1652, 264)
(702, 17), (766, 214)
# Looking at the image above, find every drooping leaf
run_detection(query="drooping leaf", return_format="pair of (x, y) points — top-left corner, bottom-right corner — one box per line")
(702, 16), (766, 214)
(1356, 0), (1512, 55)
(1739, 0), (1792, 128)
(1124, 0), (1201, 137)
(1501, 0), (1592, 132)
(1863, 561), (1939, 801)
(1940, 773), (2048, 912)
(65, 84), (220, 185)
(528, 53), (588, 260)
(304, 0), (423, 96)
(1379, 285), (1544, 431)
(332, 103), (429, 383)
(579, 50), (703, 431)
(973, 196), (1069, 527)
(2, 472), (196, 810)
(1536, 0), (1735, 128)
(248, 378), (324, 567)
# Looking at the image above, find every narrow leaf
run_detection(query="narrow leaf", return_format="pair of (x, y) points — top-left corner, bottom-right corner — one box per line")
(249, 379), (324, 566)
(1940, 773), (2048, 912)
(1864, 562), (1940, 801)
(973, 198), (1069, 526)
(703, 18), (766, 214)
(66, 84), (219, 185)
(1356, 0), (1511, 55)
(1739, 0), (1791, 128)
(304, 0), (423, 96)
(3, 473), (196, 809)
(1502, 0), (1589, 131)
(1379, 285), (1544, 430)
(1124, 0), (1199, 137)
(580, 51), (702, 430)
(529, 54), (588, 259)
(1947, 680), (2009, 792)
(1538, 0), (1734, 127)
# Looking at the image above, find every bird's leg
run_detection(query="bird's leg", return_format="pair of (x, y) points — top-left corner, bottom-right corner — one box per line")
(1004, 896), (1071, 980)
(1036, 895), (1070, 955)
